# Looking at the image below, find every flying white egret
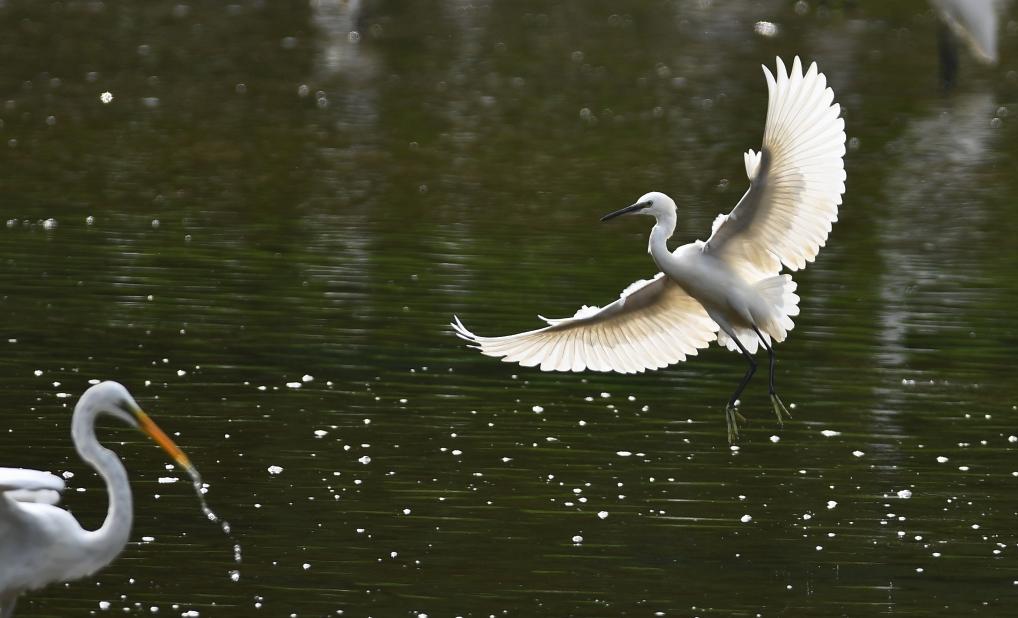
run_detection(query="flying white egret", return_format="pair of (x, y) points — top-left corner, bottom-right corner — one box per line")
(0, 381), (197, 618)
(453, 57), (846, 442)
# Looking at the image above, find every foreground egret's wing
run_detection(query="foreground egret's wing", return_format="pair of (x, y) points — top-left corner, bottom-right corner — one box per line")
(0, 467), (65, 506)
(704, 56), (846, 281)
(452, 274), (718, 374)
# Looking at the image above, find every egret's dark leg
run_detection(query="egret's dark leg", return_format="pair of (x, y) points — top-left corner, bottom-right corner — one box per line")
(752, 326), (792, 424)
(937, 21), (959, 92)
(724, 332), (756, 443)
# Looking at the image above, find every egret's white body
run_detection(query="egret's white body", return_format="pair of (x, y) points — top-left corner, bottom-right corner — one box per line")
(453, 57), (846, 440)
(0, 382), (195, 618)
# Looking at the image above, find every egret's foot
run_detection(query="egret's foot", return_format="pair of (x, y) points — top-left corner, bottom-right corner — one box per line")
(724, 404), (747, 444)
(770, 393), (792, 425)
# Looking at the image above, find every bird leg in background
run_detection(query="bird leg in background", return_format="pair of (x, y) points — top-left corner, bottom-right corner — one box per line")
(725, 332), (756, 443)
(753, 326), (792, 425)
(938, 21), (960, 91)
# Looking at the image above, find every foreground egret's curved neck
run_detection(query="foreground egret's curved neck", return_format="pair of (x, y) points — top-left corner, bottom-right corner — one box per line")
(648, 208), (677, 265)
(71, 398), (133, 571)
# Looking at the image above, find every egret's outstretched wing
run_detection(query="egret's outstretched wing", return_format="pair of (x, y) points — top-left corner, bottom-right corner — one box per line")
(0, 467), (64, 506)
(704, 56), (846, 281)
(452, 274), (718, 374)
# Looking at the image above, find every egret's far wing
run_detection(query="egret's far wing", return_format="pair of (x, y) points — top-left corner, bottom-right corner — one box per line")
(0, 467), (65, 506)
(452, 274), (718, 374)
(704, 56), (846, 282)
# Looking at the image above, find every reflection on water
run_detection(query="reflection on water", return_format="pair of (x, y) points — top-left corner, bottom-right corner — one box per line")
(1, 0), (1017, 616)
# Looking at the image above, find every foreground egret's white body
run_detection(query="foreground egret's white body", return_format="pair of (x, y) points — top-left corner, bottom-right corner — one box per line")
(0, 382), (195, 618)
(453, 57), (846, 441)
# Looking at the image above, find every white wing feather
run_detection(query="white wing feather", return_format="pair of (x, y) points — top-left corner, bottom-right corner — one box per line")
(704, 56), (846, 282)
(452, 274), (718, 374)
(0, 467), (65, 506)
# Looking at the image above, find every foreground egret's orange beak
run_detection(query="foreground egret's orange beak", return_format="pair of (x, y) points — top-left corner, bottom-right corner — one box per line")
(135, 410), (195, 473)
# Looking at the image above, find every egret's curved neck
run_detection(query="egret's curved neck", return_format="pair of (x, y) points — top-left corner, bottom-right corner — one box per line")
(648, 209), (677, 268)
(71, 399), (133, 570)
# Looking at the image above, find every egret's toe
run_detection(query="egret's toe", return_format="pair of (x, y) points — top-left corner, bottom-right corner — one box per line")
(770, 393), (792, 425)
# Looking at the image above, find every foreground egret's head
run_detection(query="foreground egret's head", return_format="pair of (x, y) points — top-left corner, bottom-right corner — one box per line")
(85, 381), (196, 474)
(601, 191), (676, 221)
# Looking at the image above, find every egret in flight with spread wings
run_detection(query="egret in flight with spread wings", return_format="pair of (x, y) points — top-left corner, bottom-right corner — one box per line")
(453, 57), (846, 442)
(0, 381), (196, 618)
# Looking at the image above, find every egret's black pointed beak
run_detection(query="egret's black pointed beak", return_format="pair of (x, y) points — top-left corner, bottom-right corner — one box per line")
(601, 201), (651, 222)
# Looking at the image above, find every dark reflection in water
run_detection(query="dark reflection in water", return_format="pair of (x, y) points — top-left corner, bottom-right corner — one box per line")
(1, 1), (1017, 616)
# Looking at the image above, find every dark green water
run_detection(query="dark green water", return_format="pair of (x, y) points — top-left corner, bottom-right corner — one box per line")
(2, 1), (1018, 616)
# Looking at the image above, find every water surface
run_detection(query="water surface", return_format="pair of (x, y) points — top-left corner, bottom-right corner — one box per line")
(2, 1), (1017, 616)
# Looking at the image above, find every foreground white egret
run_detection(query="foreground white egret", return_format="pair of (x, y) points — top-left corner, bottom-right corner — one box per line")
(0, 381), (196, 617)
(453, 57), (846, 442)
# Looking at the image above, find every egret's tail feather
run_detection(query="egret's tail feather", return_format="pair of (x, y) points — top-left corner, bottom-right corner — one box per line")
(753, 274), (799, 342)
(718, 327), (763, 354)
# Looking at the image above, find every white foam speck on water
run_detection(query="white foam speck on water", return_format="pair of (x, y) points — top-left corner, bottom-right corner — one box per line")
(754, 20), (779, 37)
(821, 430), (840, 437)
(1008, 435), (1017, 443)
(740, 514), (752, 523)
(597, 511), (608, 519)
(358, 455), (371, 464)
(827, 501), (837, 509)
(100, 91), (113, 104)
(852, 450), (865, 457)
(302, 374), (314, 382)
(229, 570), (240, 582)
(616, 451), (632, 457)
(937, 456), (949, 463)
(99, 601), (111, 610)
(314, 429), (328, 438)
(571, 534), (583, 543)
(157, 477), (178, 484)
(285, 382), (301, 389)
(267, 465), (283, 475)
(532, 405), (544, 413)
(141, 536), (155, 543)
(769, 435), (780, 443)
(898, 489), (913, 499)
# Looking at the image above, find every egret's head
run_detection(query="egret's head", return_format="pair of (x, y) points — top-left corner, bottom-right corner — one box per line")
(83, 380), (195, 473)
(601, 191), (676, 222)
